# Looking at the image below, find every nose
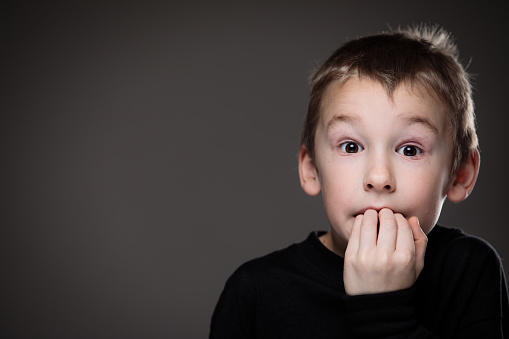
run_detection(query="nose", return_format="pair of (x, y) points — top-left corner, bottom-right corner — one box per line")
(363, 155), (396, 193)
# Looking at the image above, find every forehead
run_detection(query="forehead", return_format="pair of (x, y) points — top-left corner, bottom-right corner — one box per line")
(318, 77), (451, 134)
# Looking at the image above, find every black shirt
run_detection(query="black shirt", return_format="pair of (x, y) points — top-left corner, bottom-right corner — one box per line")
(210, 225), (508, 338)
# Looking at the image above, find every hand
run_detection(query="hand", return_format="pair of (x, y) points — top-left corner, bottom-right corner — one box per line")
(343, 208), (427, 296)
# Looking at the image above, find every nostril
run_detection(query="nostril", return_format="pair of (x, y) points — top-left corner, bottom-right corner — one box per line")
(364, 178), (395, 192)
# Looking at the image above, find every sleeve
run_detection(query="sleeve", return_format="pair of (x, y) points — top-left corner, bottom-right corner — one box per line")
(343, 287), (439, 339)
(209, 263), (256, 339)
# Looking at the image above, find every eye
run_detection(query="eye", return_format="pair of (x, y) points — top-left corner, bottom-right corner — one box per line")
(397, 145), (422, 157)
(339, 141), (364, 153)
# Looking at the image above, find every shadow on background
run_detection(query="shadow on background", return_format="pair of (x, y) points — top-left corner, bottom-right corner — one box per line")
(2, 1), (508, 338)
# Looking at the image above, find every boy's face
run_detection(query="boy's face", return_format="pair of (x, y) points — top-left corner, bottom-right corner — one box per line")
(301, 78), (454, 255)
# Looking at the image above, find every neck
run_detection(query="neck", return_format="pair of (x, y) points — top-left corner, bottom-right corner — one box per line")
(318, 231), (346, 257)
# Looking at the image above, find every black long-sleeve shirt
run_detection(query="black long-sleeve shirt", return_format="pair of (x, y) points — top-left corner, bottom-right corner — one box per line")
(210, 225), (508, 338)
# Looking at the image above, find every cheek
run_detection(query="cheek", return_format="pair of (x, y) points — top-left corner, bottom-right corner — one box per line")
(401, 157), (451, 194)
(406, 176), (447, 233)
(398, 164), (448, 224)
(319, 163), (359, 199)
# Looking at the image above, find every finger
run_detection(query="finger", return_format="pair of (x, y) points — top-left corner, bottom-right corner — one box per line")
(345, 214), (363, 256)
(394, 213), (414, 253)
(377, 208), (398, 251)
(408, 216), (427, 274)
(358, 209), (378, 251)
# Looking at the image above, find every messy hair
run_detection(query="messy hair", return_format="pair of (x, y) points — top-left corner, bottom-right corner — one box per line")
(301, 24), (478, 174)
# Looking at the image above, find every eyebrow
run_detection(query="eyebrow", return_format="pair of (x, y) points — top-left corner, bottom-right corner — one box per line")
(327, 113), (439, 135)
(400, 115), (439, 135)
(326, 114), (360, 130)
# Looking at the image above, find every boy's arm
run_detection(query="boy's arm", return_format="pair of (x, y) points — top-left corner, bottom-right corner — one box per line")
(343, 239), (508, 338)
(343, 211), (508, 338)
(342, 208), (437, 338)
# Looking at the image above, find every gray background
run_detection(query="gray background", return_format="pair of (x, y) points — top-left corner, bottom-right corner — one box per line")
(2, 1), (508, 338)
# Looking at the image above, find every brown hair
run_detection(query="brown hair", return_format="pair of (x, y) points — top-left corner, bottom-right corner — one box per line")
(301, 24), (478, 174)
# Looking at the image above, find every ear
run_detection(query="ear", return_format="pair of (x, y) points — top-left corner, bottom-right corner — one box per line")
(298, 144), (322, 196)
(446, 149), (480, 203)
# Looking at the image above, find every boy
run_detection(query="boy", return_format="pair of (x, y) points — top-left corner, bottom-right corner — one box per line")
(210, 25), (508, 338)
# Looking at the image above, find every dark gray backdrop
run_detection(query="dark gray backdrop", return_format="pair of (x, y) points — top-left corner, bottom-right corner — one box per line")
(3, 1), (508, 338)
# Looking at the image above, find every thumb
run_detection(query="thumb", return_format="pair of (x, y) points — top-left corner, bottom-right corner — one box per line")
(409, 216), (427, 275)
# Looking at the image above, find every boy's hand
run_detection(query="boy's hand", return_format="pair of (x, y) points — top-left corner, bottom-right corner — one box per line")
(343, 208), (427, 296)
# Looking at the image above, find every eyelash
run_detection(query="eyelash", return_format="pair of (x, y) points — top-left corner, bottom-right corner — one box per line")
(338, 141), (364, 153)
(397, 145), (422, 157)
(338, 141), (423, 157)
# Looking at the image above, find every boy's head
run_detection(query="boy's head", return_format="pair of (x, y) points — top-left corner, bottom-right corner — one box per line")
(298, 25), (480, 255)
(302, 25), (478, 176)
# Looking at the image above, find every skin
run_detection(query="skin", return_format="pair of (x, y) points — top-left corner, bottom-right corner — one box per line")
(299, 77), (480, 295)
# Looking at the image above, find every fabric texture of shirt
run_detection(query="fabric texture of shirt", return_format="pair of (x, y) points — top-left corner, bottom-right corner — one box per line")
(210, 225), (508, 338)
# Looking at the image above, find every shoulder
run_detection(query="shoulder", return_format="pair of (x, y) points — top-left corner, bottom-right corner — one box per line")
(428, 225), (500, 259)
(210, 234), (316, 328)
(424, 225), (504, 281)
(210, 243), (302, 338)
(227, 239), (304, 284)
(418, 226), (506, 308)
(222, 231), (324, 293)
(419, 226), (508, 335)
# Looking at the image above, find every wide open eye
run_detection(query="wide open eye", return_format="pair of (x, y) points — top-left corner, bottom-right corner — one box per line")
(339, 141), (364, 153)
(397, 145), (422, 157)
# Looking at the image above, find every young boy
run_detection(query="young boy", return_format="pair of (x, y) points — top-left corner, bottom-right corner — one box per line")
(210, 25), (508, 338)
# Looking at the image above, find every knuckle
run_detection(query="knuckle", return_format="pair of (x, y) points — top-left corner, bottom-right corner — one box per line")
(357, 251), (370, 266)
(395, 251), (414, 266)
(373, 252), (390, 271)
(353, 250), (374, 270)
